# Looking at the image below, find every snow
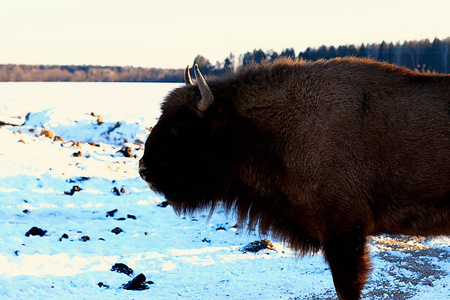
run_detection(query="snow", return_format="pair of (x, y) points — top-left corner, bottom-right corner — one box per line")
(0, 83), (449, 299)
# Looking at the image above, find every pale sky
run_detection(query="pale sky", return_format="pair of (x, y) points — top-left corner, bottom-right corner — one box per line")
(0, 0), (448, 69)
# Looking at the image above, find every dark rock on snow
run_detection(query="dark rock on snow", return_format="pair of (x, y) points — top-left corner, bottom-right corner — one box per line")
(97, 282), (110, 289)
(111, 263), (134, 276)
(117, 146), (136, 158)
(25, 227), (47, 237)
(59, 233), (69, 241)
(111, 227), (123, 235)
(242, 239), (276, 253)
(64, 185), (82, 196)
(111, 187), (121, 196)
(72, 151), (82, 157)
(122, 273), (153, 290)
(157, 201), (170, 208)
(106, 209), (118, 217)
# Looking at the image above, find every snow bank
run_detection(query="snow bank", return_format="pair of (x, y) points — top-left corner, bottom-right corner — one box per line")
(24, 108), (149, 145)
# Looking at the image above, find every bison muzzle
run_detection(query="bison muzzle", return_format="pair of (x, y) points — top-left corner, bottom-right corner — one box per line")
(139, 58), (450, 300)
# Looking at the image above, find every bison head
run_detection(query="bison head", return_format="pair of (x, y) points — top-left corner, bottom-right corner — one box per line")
(139, 65), (237, 214)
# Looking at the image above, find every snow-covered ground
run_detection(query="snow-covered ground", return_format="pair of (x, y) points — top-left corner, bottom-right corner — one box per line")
(0, 83), (449, 299)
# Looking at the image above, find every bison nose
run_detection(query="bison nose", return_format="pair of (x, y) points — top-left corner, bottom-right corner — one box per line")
(138, 159), (159, 193)
(138, 159), (148, 181)
(138, 160), (158, 193)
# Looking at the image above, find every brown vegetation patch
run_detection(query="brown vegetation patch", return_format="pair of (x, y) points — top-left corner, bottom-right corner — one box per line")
(71, 141), (81, 148)
(117, 146), (136, 158)
(40, 129), (55, 139)
(242, 239), (276, 253)
(371, 235), (430, 251)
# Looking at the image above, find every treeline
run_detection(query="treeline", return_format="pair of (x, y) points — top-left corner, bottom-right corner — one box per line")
(0, 65), (184, 82)
(1, 37), (449, 82)
(199, 37), (450, 75)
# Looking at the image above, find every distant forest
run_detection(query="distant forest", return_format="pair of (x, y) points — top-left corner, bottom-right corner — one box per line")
(1, 37), (448, 82)
(201, 37), (450, 76)
(0, 65), (183, 82)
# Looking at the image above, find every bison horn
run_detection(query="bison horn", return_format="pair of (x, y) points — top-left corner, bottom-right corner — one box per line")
(194, 64), (214, 111)
(185, 65), (193, 86)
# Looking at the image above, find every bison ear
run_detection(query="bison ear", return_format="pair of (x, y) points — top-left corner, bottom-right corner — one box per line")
(206, 97), (233, 138)
(194, 64), (214, 112)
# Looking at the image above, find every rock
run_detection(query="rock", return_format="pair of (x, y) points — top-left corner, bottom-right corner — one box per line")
(242, 239), (276, 253)
(157, 201), (170, 208)
(64, 185), (82, 195)
(80, 236), (90, 242)
(111, 227), (123, 235)
(111, 263), (134, 276)
(111, 187), (121, 196)
(122, 273), (153, 290)
(97, 282), (110, 289)
(25, 227), (47, 237)
(106, 209), (118, 217)
(59, 233), (69, 241)
(72, 151), (82, 157)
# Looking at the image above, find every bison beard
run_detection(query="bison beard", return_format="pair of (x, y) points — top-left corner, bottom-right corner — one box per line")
(139, 58), (450, 300)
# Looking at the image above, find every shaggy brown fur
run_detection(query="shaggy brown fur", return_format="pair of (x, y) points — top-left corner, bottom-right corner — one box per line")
(139, 57), (450, 300)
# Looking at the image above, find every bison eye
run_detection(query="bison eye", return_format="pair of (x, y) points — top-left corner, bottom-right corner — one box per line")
(170, 123), (197, 139)
(171, 126), (189, 138)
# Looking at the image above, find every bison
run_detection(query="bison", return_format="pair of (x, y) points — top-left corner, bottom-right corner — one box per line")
(139, 57), (450, 299)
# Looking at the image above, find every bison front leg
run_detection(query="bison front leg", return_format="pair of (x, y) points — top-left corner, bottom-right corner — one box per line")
(322, 228), (371, 300)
